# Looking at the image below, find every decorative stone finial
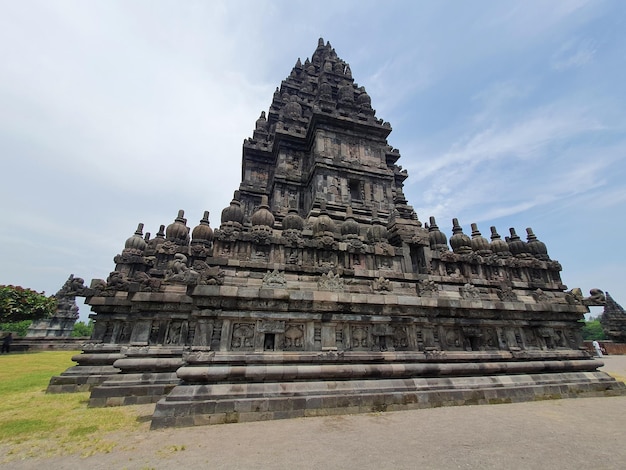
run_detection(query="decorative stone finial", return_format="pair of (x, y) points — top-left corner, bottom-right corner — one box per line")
(428, 216), (448, 251)
(526, 227), (549, 260)
(251, 196), (275, 228)
(489, 226), (511, 257)
(125, 222), (147, 252)
(470, 223), (491, 254)
(166, 210), (190, 244)
(450, 219), (472, 254)
(192, 211), (213, 243)
(508, 228), (529, 256)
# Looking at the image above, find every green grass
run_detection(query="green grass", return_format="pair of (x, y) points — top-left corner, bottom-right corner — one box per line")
(0, 351), (152, 462)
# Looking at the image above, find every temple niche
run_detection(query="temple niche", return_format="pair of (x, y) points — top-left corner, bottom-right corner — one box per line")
(48, 38), (624, 426)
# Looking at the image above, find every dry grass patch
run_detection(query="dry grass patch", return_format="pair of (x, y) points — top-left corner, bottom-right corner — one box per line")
(608, 372), (626, 384)
(0, 351), (152, 463)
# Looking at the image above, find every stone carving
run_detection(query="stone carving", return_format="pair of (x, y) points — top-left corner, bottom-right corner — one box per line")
(532, 288), (550, 302)
(262, 269), (286, 287)
(461, 283), (480, 299)
(192, 261), (225, 285)
(417, 279), (438, 297)
(165, 254), (199, 284)
(351, 326), (369, 348)
(258, 320), (286, 333)
(232, 323), (255, 350)
(107, 271), (130, 291)
(372, 276), (392, 293)
(583, 288), (606, 306)
(282, 230), (304, 247)
(284, 324), (304, 350)
(133, 271), (161, 291)
(392, 326), (409, 350)
(497, 284), (517, 302)
(318, 270), (344, 291)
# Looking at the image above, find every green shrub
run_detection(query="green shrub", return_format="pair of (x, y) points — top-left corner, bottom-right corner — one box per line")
(71, 320), (94, 338)
(0, 320), (32, 337)
(581, 319), (605, 341)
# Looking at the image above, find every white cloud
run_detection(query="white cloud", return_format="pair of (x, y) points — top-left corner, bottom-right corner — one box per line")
(552, 38), (596, 70)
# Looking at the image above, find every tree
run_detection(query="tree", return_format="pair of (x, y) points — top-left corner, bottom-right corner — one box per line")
(0, 285), (57, 323)
(71, 320), (94, 338)
(581, 319), (605, 341)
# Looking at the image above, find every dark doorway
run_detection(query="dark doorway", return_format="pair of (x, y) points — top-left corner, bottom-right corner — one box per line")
(264, 333), (275, 351)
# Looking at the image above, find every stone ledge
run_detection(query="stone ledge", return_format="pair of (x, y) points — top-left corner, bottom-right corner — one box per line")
(150, 372), (626, 429)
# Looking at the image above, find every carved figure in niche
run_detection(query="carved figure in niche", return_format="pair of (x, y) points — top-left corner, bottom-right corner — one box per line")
(284, 325), (304, 350)
(392, 327), (408, 350)
(166, 322), (182, 345)
(445, 263), (461, 278)
(553, 330), (567, 348)
(351, 326), (369, 348)
(287, 249), (300, 265)
(149, 322), (160, 344)
(119, 323), (132, 343)
(232, 323), (255, 349)
(102, 322), (114, 343)
(461, 283), (480, 299)
(250, 247), (269, 261)
(484, 329), (498, 349)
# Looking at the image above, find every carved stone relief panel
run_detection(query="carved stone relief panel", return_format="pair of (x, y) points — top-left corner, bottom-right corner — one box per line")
(102, 322), (114, 343)
(350, 325), (370, 350)
(165, 321), (183, 345)
(283, 324), (305, 350)
(231, 323), (255, 350)
(192, 319), (213, 348)
(118, 322), (132, 344)
(130, 320), (151, 344)
(392, 326), (409, 350)
(258, 320), (286, 333)
(443, 328), (464, 350)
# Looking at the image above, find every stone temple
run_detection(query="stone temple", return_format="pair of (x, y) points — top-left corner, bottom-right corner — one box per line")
(49, 38), (625, 428)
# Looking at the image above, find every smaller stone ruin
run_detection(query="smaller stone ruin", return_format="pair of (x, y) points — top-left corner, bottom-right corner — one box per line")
(601, 292), (626, 343)
(26, 274), (86, 337)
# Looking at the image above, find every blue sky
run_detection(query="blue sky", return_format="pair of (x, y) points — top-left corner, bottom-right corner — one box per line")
(1, 0), (624, 321)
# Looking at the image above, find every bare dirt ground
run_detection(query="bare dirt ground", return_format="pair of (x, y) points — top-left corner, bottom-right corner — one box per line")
(4, 355), (626, 470)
